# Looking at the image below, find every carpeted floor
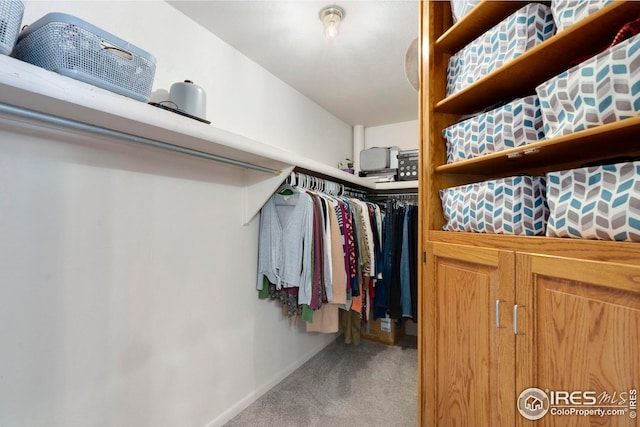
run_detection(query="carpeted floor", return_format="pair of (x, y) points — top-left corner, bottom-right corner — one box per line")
(225, 334), (418, 427)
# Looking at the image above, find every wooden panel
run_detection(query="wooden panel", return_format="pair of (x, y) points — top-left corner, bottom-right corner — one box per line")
(419, 1), (441, 423)
(435, 1), (640, 114)
(429, 231), (640, 265)
(516, 254), (640, 427)
(422, 0), (458, 233)
(429, 243), (515, 426)
(437, 259), (493, 425)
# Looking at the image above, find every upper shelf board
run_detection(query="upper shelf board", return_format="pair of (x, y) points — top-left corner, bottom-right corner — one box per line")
(0, 54), (416, 192)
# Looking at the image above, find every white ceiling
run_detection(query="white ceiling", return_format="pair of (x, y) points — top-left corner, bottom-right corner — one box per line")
(168, 0), (419, 127)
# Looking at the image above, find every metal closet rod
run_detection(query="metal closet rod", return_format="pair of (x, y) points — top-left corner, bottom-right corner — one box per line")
(0, 102), (281, 175)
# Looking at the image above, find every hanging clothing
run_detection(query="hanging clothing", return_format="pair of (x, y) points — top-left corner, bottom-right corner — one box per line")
(307, 200), (347, 333)
(257, 172), (417, 340)
(373, 201), (418, 321)
(257, 190), (313, 305)
(400, 204), (419, 319)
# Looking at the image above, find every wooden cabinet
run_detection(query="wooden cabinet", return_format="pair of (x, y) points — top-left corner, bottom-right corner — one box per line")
(424, 242), (640, 427)
(428, 243), (515, 426)
(516, 254), (640, 427)
(418, 2), (640, 426)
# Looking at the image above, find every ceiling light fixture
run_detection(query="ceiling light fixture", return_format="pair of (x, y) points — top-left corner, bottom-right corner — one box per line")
(319, 6), (345, 39)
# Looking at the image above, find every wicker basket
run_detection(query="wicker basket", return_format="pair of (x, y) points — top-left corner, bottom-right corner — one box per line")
(0, 0), (24, 55)
(12, 12), (156, 102)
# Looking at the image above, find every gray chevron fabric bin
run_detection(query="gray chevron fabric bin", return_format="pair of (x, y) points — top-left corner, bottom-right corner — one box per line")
(440, 176), (549, 235)
(446, 3), (555, 96)
(546, 161), (640, 241)
(537, 33), (640, 140)
(443, 95), (544, 163)
(551, 0), (614, 33)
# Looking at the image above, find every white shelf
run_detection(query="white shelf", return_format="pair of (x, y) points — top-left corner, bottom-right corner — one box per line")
(0, 55), (418, 222)
(376, 180), (418, 191)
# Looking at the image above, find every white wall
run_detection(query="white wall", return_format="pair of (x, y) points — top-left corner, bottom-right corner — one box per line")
(0, 124), (335, 427)
(364, 119), (419, 151)
(1, 1), (346, 426)
(20, 1), (353, 167)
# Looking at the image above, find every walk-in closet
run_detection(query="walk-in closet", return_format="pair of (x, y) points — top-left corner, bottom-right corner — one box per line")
(9, 1), (638, 426)
(0, 1), (420, 426)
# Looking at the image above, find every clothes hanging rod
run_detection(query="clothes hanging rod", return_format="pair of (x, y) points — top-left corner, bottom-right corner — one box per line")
(367, 191), (419, 199)
(293, 167), (371, 192)
(0, 102), (281, 175)
(292, 168), (418, 198)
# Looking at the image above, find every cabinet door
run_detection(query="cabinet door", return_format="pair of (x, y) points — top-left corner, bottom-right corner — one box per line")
(516, 254), (640, 427)
(425, 242), (515, 427)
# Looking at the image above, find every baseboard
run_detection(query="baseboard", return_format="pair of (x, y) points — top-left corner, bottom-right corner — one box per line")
(204, 334), (338, 427)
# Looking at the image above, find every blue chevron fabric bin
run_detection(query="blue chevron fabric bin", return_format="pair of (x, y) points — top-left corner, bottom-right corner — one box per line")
(440, 176), (549, 235)
(442, 95), (545, 163)
(536, 33), (640, 139)
(446, 3), (555, 96)
(551, 0), (614, 33)
(546, 161), (640, 241)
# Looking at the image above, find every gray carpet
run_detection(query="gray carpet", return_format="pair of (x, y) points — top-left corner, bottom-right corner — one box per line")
(225, 334), (418, 427)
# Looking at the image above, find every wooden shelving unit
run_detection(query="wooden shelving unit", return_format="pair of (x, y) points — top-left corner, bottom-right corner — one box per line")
(418, 2), (640, 426)
(423, 0), (640, 231)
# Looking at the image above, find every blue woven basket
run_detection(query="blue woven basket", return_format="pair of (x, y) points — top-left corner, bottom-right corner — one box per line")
(0, 0), (24, 55)
(12, 12), (156, 102)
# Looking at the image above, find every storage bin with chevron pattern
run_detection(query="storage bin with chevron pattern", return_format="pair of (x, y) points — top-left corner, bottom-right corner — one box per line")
(446, 3), (555, 96)
(546, 160), (640, 241)
(537, 33), (640, 139)
(442, 95), (545, 163)
(551, 0), (614, 33)
(440, 175), (549, 236)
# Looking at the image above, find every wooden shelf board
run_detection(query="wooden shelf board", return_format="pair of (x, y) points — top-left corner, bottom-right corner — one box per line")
(435, 116), (640, 176)
(428, 230), (640, 264)
(435, 1), (532, 54)
(435, 1), (640, 115)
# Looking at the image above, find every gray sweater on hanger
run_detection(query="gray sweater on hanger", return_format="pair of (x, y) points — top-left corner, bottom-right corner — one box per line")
(257, 191), (314, 306)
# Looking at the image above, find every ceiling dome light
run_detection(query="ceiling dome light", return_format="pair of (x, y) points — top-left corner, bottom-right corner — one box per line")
(319, 6), (345, 39)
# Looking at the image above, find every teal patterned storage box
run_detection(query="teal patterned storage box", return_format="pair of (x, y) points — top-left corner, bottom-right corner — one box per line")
(440, 176), (548, 235)
(442, 95), (544, 163)
(446, 3), (555, 96)
(546, 161), (640, 241)
(537, 33), (640, 139)
(551, 0), (614, 33)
